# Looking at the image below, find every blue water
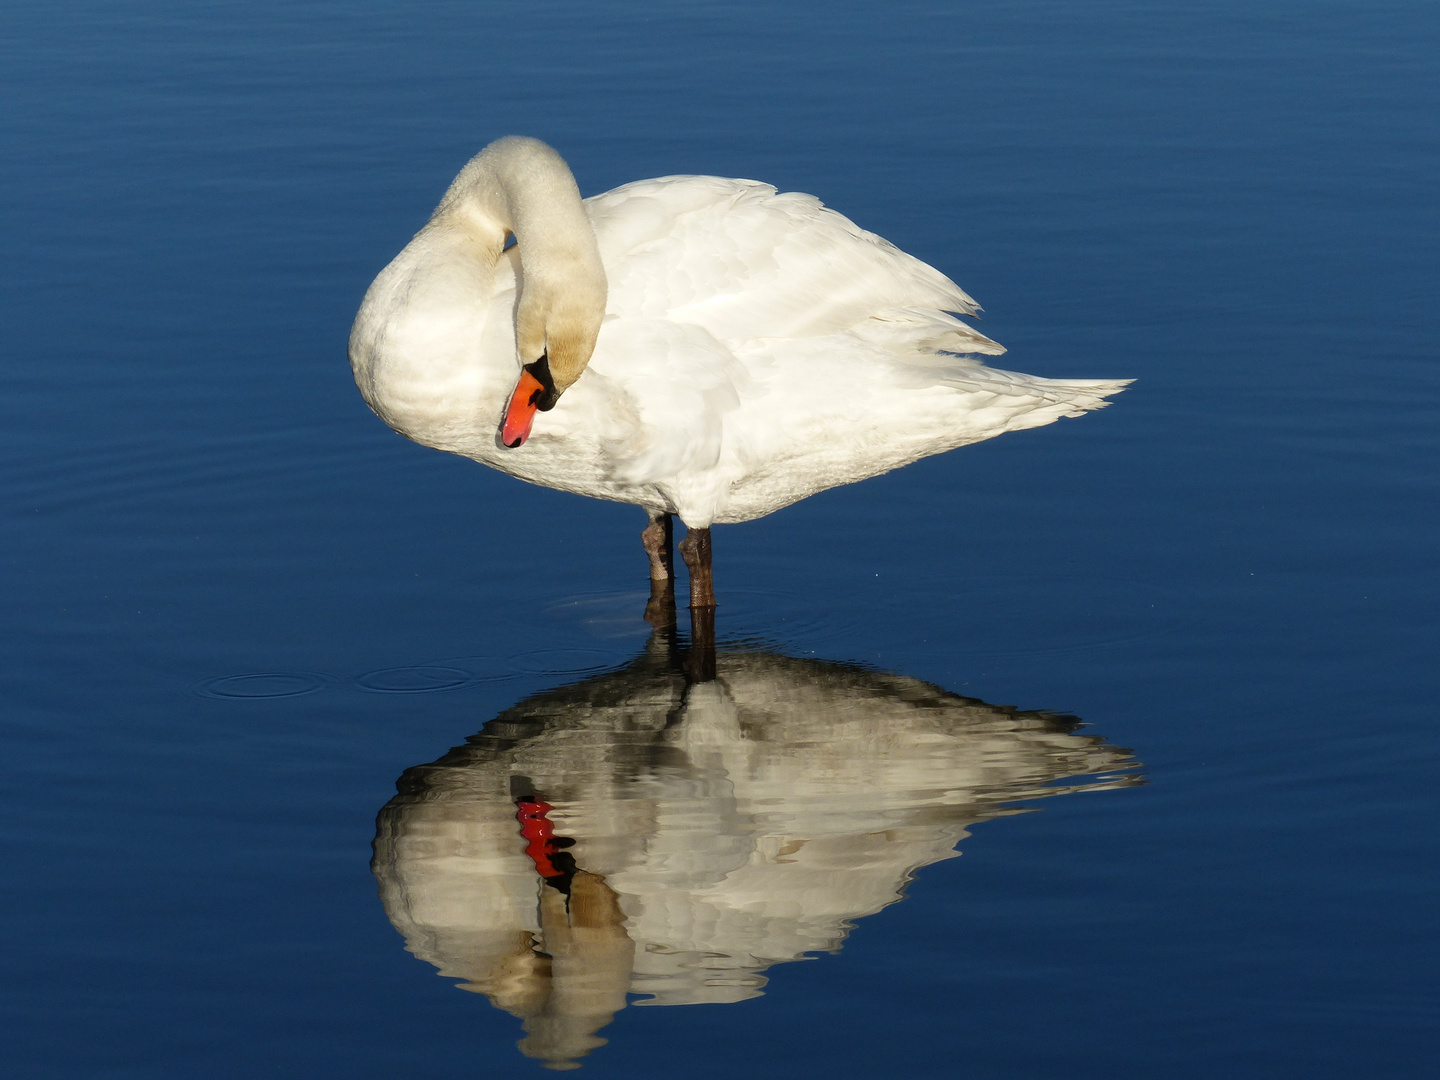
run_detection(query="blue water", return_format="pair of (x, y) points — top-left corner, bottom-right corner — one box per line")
(4, 1), (1438, 1076)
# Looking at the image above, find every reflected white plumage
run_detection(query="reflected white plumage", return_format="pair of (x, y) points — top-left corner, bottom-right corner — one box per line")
(349, 137), (1129, 601)
(373, 646), (1141, 1069)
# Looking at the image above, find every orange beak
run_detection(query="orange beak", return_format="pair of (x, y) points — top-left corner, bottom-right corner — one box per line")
(501, 369), (546, 448)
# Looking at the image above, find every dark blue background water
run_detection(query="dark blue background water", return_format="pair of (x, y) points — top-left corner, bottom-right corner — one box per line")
(4, 1), (1437, 1076)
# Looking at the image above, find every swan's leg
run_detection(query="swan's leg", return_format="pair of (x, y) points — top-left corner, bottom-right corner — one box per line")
(678, 526), (716, 610)
(642, 512), (675, 629)
(641, 512), (673, 581)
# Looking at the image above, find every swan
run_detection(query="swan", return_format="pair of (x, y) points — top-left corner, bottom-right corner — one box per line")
(350, 137), (1129, 607)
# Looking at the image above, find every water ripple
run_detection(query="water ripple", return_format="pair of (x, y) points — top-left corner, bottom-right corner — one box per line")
(354, 665), (474, 694)
(196, 672), (336, 699)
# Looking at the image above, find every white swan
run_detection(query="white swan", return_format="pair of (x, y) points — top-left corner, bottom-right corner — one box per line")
(350, 137), (1129, 605)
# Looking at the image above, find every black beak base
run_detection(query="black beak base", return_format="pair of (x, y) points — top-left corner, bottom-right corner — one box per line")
(525, 353), (560, 412)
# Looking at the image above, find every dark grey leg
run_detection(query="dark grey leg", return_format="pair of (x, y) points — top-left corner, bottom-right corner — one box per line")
(641, 512), (673, 581)
(677, 526), (715, 610)
(642, 512), (675, 629)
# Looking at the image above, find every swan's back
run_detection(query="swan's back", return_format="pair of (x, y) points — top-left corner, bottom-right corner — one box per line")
(586, 176), (1005, 357)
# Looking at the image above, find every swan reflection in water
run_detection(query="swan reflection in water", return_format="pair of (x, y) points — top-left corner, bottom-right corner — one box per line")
(372, 628), (1141, 1069)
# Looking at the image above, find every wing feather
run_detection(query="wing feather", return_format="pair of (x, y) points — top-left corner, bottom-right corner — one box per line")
(587, 177), (989, 346)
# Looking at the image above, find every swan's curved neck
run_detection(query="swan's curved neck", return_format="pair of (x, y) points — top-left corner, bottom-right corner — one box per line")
(434, 137), (607, 394)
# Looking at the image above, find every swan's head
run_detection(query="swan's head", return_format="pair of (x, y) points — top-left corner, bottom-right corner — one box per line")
(501, 272), (606, 448)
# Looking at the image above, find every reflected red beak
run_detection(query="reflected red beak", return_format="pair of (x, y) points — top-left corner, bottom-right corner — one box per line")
(501, 370), (546, 448)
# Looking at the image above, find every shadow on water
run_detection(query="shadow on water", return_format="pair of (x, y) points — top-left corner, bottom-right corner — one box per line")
(371, 602), (1143, 1070)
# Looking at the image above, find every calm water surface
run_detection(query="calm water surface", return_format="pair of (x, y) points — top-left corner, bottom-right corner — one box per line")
(3, 2), (1438, 1076)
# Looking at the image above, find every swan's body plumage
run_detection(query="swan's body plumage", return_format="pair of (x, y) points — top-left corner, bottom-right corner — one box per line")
(351, 140), (1127, 530)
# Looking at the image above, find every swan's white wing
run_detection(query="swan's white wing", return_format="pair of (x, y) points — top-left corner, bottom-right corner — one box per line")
(579, 175), (1123, 525)
(586, 177), (1003, 356)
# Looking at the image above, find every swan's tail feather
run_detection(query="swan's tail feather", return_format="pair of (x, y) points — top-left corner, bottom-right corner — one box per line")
(925, 369), (1132, 436)
(929, 363), (1132, 405)
(1031, 377), (1135, 412)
